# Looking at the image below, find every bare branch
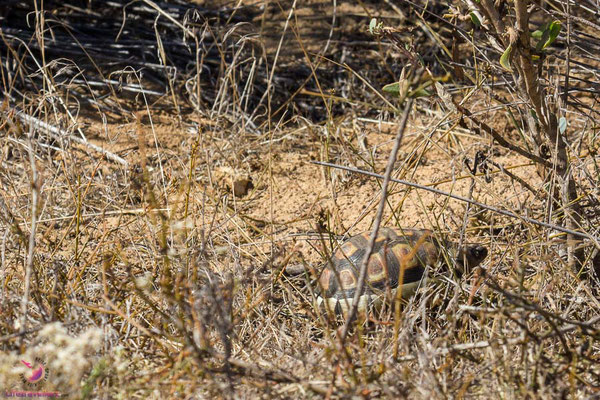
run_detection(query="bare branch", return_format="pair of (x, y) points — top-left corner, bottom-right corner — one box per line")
(339, 98), (415, 341)
(311, 160), (599, 245)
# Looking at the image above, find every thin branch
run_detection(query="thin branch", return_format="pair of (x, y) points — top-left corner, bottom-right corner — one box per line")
(19, 125), (39, 347)
(141, 0), (195, 38)
(480, 0), (506, 36)
(7, 106), (129, 166)
(338, 98), (415, 341)
(486, 159), (542, 200)
(451, 99), (552, 167)
(394, 314), (600, 362)
(311, 161), (600, 245)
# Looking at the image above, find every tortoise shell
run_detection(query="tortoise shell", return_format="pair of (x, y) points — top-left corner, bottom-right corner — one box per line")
(315, 227), (487, 315)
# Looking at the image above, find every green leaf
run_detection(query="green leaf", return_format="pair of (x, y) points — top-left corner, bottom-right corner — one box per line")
(530, 109), (539, 123)
(469, 12), (481, 28)
(531, 29), (544, 40)
(534, 20), (562, 51)
(369, 18), (377, 34)
(558, 116), (567, 134)
(500, 44), (513, 71)
(408, 87), (432, 98)
(543, 20), (561, 49)
(382, 82), (401, 96)
(535, 28), (549, 52)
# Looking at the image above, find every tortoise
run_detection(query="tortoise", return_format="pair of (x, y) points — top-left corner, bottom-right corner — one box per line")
(315, 227), (488, 315)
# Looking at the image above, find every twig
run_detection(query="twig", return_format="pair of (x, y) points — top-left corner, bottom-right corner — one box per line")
(205, 348), (330, 395)
(486, 159), (542, 200)
(394, 309), (600, 362)
(0, 320), (79, 343)
(451, 99), (552, 168)
(394, 336), (522, 362)
(20, 125), (39, 347)
(0, 230), (6, 306)
(339, 98), (415, 341)
(9, 106), (129, 166)
(141, 0), (195, 38)
(311, 161), (600, 245)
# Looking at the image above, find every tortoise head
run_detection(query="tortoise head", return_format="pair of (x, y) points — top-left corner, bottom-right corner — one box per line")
(453, 244), (488, 275)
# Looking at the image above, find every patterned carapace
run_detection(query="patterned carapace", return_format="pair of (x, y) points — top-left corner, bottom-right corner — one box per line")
(315, 227), (487, 315)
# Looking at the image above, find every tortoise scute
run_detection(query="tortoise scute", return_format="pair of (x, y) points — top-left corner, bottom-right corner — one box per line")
(366, 254), (386, 283)
(340, 240), (360, 257)
(317, 268), (334, 297)
(419, 242), (440, 264)
(339, 270), (357, 288)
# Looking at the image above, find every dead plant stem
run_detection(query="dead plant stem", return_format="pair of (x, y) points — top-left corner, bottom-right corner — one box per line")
(20, 126), (39, 347)
(312, 161), (599, 245)
(339, 98), (415, 341)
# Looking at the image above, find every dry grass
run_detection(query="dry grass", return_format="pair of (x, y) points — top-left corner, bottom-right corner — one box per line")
(1, 0), (600, 398)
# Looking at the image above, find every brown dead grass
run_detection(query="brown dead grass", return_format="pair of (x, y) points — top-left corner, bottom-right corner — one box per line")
(1, 0), (600, 398)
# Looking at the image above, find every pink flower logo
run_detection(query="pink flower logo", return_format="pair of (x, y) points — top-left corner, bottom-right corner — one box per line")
(20, 358), (48, 385)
